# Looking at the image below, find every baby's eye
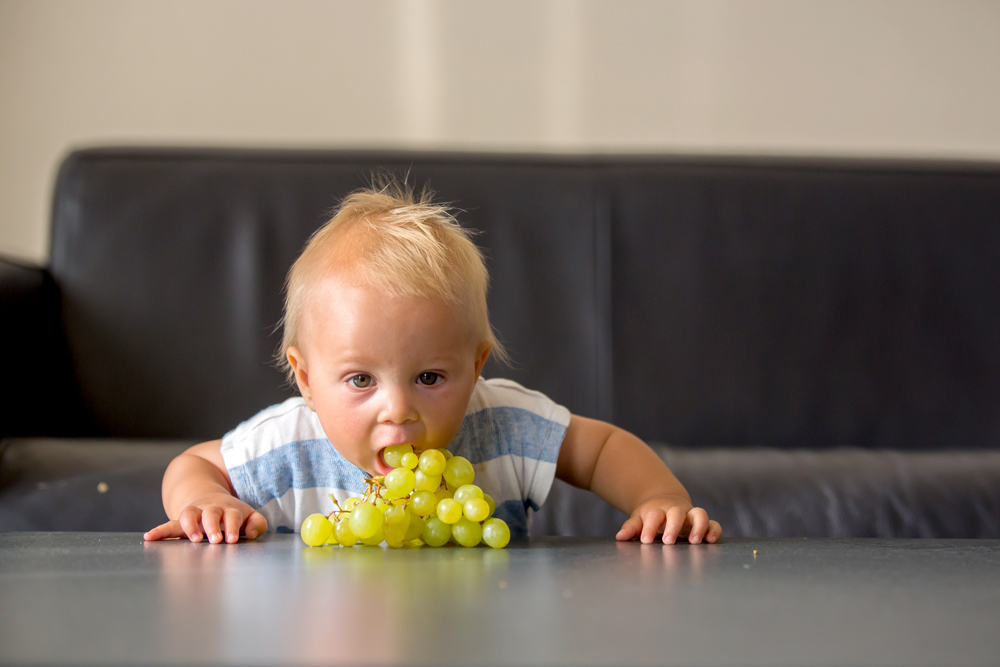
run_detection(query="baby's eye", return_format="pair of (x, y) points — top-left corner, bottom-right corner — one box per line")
(349, 374), (373, 388)
(417, 372), (441, 386)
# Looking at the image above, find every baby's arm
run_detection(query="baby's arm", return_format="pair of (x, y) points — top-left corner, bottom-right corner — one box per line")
(143, 440), (267, 543)
(556, 416), (722, 545)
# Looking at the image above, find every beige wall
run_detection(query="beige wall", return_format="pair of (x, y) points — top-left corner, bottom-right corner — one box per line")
(2, 0), (1000, 263)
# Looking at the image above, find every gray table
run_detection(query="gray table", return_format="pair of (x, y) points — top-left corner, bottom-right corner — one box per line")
(1, 533), (998, 666)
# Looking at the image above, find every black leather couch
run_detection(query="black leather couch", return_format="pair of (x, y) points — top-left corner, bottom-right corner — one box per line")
(3, 147), (999, 538)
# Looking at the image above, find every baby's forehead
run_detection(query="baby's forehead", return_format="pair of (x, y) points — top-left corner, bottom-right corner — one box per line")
(302, 270), (474, 328)
(297, 276), (484, 358)
(301, 236), (461, 310)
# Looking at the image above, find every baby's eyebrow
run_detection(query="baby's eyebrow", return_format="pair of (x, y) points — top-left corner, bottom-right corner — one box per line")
(417, 354), (468, 366)
(329, 353), (463, 369)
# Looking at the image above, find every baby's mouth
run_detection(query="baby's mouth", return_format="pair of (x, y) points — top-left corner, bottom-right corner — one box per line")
(374, 449), (393, 475)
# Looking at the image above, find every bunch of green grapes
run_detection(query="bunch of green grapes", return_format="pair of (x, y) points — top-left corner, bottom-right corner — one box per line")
(300, 445), (511, 550)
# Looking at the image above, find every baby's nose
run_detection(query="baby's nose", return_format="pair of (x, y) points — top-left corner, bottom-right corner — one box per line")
(379, 387), (418, 424)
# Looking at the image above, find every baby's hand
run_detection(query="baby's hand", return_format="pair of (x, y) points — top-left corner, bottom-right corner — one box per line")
(143, 494), (267, 544)
(616, 494), (722, 545)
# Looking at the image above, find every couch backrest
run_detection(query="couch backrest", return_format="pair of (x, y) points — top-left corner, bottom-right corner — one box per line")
(606, 162), (1000, 449)
(50, 150), (607, 439)
(49, 149), (1000, 449)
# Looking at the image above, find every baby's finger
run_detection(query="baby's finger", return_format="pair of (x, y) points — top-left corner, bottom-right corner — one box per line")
(640, 509), (666, 544)
(661, 506), (687, 545)
(144, 520), (184, 541)
(616, 515), (643, 541)
(243, 511), (267, 540)
(705, 520), (723, 543)
(223, 508), (243, 543)
(179, 506), (204, 542)
(200, 505), (225, 543)
(686, 507), (710, 544)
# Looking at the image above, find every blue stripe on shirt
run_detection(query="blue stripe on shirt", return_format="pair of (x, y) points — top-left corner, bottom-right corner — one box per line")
(227, 439), (369, 510)
(451, 407), (564, 465)
(494, 500), (530, 536)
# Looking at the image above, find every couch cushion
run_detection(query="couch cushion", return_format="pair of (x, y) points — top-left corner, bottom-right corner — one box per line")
(6, 439), (997, 537)
(532, 444), (1000, 538)
(0, 439), (191, 531)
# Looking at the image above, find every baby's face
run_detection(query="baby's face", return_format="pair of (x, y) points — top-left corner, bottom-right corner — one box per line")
(287, 278), (489, 477)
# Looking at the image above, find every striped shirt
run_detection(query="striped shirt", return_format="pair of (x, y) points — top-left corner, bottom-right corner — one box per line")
(220, 378), (571, 537)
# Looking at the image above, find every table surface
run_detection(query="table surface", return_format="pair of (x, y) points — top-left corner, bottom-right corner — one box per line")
(1, 533), (999, 667)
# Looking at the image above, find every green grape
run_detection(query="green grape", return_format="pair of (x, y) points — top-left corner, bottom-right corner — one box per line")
(453, 484), (484, 505)
(414, 470), (442, 492)
(403, 507), (424, 542)
(375, 498), (390, 513)
(452, 517), (483, 547)
(335, 518), (359, 547)
(384, 504), (410, 530)
(483, 494), (496, 518)
(359, 522), (384, 546)
(434, 488), (454, 502)
(443, 456), (475, 488)
(440, 448), (453, 460)
(422, 516), (451, 547)
(382, 444), (414, 468)
(400, 452), (419, 469)
(300, 513), (334, 547)
(383, 517), (406, 548)
(341, 497), (360, 511)
(482, 518), (510, 549)
(410, 490), (438, 516)
(349, 502), (382, 539)
(385, 468), (416, 498)
(417, 449), (447, 476)
(464, 498), (490, 522)
(436, 498), (463, 524)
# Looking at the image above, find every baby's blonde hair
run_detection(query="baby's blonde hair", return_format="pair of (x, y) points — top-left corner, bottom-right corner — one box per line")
(278, 177), (506, 382)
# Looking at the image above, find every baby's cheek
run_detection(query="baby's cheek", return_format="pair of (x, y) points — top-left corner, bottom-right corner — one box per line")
(317, 400), (369, 443)
(333, 394), (370, 422)
(426, 406), (469, 448)
(336, 411), (371, 441)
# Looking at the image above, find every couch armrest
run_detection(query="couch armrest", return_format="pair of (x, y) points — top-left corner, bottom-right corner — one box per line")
(0, 256), (85, 438)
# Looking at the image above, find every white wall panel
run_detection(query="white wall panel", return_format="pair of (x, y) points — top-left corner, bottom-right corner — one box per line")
(2, 0), (999, 262)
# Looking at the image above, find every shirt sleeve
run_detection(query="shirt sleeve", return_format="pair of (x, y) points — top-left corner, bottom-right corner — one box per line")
(453, 378), (571, 512)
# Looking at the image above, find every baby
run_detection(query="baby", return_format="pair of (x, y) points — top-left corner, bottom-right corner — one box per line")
(144, 181), (722, 546)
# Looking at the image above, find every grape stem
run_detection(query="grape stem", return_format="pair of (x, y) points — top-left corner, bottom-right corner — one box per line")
(326, 476), (390, 521)
(325, 495), (343, 521)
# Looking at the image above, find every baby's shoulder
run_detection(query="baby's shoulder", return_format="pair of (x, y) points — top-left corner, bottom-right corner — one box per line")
(467, 377), (571, 427)
(454, 378), (569, 472)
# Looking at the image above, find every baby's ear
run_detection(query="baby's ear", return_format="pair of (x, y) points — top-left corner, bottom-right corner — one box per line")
(286, 346), (315, 410)
(474, 343), (492, 378)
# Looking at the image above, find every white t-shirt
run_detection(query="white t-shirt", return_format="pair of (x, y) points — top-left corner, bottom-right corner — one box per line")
(220, 378), (571, 538)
